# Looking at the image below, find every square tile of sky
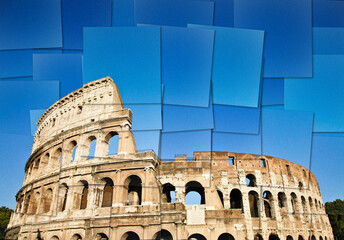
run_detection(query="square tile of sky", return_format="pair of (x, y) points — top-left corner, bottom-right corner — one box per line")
(285, 55), (344, 132)
(0, 50), (62, 79)
(33, 54), (83, 98)
(261, 108), (313, 168)
(313, 0), (344, 27)
(160, 130), (212, 161)
(188, 24), (264, 107)
(0, 81), (60, 135)
(311, 133), (344, 202)
(0, 0), (62, 50)
(161, 26), (214, 107)
(132, 130), (160, 154)
(262, 78), (284, 106)
(125, 104), (162, 131)
(61, 0), (111, 50)
(162, 103), (214, 132)
(234, 0), (312, 78)
(134, 0), (214, 27)
(83, 27), (161, 104)
(0, 133), (33, 209)
(313, 28), (344, 54)
(30, 109), (46, 136)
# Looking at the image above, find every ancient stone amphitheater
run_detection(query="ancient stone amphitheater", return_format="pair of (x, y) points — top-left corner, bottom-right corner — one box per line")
(5, 77), (333, 240)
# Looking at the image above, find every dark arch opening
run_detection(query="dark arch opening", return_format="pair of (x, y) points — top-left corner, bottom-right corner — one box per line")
(71, 234), (82, 240)
(249, 190), (259, 217)
(154, 229), (173, 240)
(80, 181), (88, 209)
(269, 234), (280, 240)
(230, 189), (243, 210)
(287, 236), (293, 240)
(96, 233), (108, 240)
(254, 234), (263, 240)
(218, 233), (235, 240)
(102, 178), (114, 207)
(162, 183), (176, 203)
(121, 232), (140, 240)
(125, 175), (142, 205)
(298, 236), (305, 240)
(291, 192), (298, 214)
(263, 191), (273, 218)
(217, 190), (224, 208)
(188, 234), (207, 240)
(185, 181), (205, 205)
(246, 174), (256, 187)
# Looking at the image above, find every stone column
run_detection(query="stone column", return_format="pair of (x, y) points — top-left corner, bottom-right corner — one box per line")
(113, 170), (123, 206)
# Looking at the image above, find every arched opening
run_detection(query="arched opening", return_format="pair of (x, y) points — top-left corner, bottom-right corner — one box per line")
(105, 131), (119, 156)
(278, 192), (287, 208)
(218, 233), (235, 240)
(59, 184), (68, 212)
(269, 234), (280, 240)
(310, 236), (316, 240)
(53, 148), (62, 168)
(309, 197), (313, 210)
(51, 236), (59, 240)
(314, 199), (318, 210)
(188, 234), (207, 240)
(246, 174), (256, 187)
(290, 192), (298, 214)
(263, 191), (273, 218)
(301, 196), (307, 215)
(96, 233), (109, 240)
(249, 191), (259, 217)
(43, 188), (53, 213)
(41, 153), (50, 171)
(33, 159), (40, 176)
(87, 136), (97, 159)
(298, 182), (303, 190)
(125, 175), (142, 205)
(121, 231), (140, 240)
(71, 234), (82, 240)
(287, 236), (293, 240)
(217, 190), (224, 208)
(298, 236), (305, 240)
(102, 178), (114, 207)
(254, 234), (263, 240)
(230, 189), (243, 210)
(154, 229), (173, 240)
(29, 192), (40, 214)
(319, 237), (323, 240)
(80, 181), (89, 209)
(23, 194), (31, 213)
(67, 140), (78, 163)
(185, 181), (205, 205)
(162, 183), (176, 203)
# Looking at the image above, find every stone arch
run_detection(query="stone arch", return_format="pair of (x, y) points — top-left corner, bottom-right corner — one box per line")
(58, 183), (68, 212)
(86, 135), (97, 160)
(73, 180), (88, 209)
(101, 177), (114, 207)
(249, 190), (259, 217)
(66, 140), (78, 163)
(263, 191), (273, 218)
(33, 158), (40, 177)
(319, 237), (323, 240)
(29, 191), (40, 214)
(71, 234), (82, 240)
(80, 181), (88, 209)
(96, 233), (109, 240)
(301, 196), (307, 215)
(51, 147), (62, 169)
(40, 153), (50, 172)
(120, 231), (140, 240)
(278, 192), (287, 208)
(298, 236), (305, 240)
(218, 233), (235, 240)
(153, 229), (173, 240)
(309, 197), (313, 210)
(290, 192), (298, 214)
(23, 193), (31, 214)
(42, 188), (53, 214)
(217, 189), (224, 208)
(105, 131), (119, 156)
(314, 199), (319, 210)
(287, 236), (293, 240)
(298, 181), (304, 190)
(51, 236), (59, 240)
(269, 234), (280, 240)
(185, 181), (205, 205)
(246, 174), (256, 187)
(124, 175), (142, 205)
(188, 234), (207, 240)
(309, 236), (316, 240)
(254, 234), (263, 240)
(162, 183), (176, 203)
(230, 189), (243, 210)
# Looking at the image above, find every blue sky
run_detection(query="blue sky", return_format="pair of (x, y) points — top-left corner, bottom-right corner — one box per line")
(1, 0), (344, 209)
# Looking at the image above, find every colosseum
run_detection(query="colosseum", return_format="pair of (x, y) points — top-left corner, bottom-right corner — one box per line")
(5, 77), (333, 240)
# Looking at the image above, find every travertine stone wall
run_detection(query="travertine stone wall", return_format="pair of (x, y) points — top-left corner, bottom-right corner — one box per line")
(5, 78), (334, 240)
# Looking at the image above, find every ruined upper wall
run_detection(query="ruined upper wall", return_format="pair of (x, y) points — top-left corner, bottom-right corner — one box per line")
(32, 77), (131, 153)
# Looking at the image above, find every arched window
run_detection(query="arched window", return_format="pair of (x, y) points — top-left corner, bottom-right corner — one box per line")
(217, 190), (224, 208)
(41, 153), (50, 171)
(80, 181), (89, 209)
(315, 199), (319, 210)
(301, 196), (307, 214)
(249, 191), (259, 217)
(162, 183), (176, 203)
(23, 194), (31, 214)
(218, 233), (235, 240)
(30, 192), (40, 214)
(269, 234), (280, 240)
(105, 131), (119, 156)
(263, 191), (273, 218)
(254, 234), (263, 240)
(43, 188), (53, 213)
(102, 178), (114, 207)
(96, 233), (109, 240)
(298, 236), (305, 240)
(120, 232), (140, 240)
(298, 182), (303, 191)
(33, 159), (40, 176)
(185, 181), (205, 205)
(319, 237), (323, 240)
(87, 136), (97, 159)
(53, 148), (62, 168)
(67, 140), (78, 163)
(154, 229), (173, 240)
(124, 175), (142, 205)
(59, 184), (68, 212)
(246, 174), (256, 187)
(230, 189), (243, 210)
(309, 197), (313, 210)
(51, 236), (59, 240)
(290, 192), (298, 214)
(188, 234), (207, 240)
(310, 236), (316, 240)
(287, 236), (293, 240)
(278, 192), (287, 208)
(71, 234), (82, 240)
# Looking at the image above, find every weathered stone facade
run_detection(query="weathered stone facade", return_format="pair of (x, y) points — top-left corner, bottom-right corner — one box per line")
(5, 77), (334, 240)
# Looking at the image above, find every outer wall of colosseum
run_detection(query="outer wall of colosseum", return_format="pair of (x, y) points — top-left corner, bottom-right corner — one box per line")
(5, 77), (334, 240)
